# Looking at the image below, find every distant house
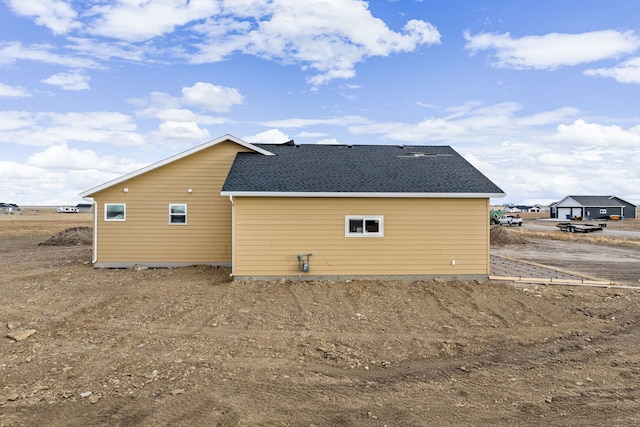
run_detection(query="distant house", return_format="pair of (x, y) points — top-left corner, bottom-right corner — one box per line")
(76, 203), (93, 213)
(550, 196), (637, 220)
(496, 204), (544, 214)
(504, 204), (544, 213)
(0, 202), (19, 214)
(80, 134), (505, 281)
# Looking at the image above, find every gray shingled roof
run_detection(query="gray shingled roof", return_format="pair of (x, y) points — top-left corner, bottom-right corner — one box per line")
(568, 196), (625, 207)
(221, 143), (504, 195)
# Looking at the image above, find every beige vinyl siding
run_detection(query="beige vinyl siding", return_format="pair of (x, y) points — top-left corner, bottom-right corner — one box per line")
(92, 140), (249, 265)
(232, 197), (490, 278)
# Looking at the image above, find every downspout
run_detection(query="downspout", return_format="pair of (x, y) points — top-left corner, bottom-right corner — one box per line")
(83, 197), (98, 264)
(229, 195), (235, 278)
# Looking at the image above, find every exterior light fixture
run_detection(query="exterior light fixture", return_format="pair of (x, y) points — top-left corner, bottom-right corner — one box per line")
(123, 188), (129, 193)
(188, 188), (193, 193)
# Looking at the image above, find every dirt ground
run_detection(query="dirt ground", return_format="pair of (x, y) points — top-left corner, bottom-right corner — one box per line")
(2, 209), (640, 426)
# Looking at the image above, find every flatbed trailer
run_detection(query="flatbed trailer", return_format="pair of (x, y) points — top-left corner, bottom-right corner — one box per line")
(556, 222), (604, 233)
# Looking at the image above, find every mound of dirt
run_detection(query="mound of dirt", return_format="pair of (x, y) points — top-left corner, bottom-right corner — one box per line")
(39, 226), (93, 246)
(490, 225), (527, 246)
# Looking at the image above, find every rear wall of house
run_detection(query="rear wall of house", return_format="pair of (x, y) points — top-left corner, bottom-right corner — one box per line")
(91, 140), (250, 266)
(232, 197), (490, 279)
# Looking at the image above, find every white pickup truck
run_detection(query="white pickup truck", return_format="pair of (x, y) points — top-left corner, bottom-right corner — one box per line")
(497, 214), (522, 226)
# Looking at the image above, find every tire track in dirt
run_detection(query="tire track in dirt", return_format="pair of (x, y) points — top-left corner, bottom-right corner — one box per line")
(361, 318), (640, 387)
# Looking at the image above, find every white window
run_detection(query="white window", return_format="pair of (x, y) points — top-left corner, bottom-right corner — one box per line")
(105, 203), (126, 221)
(169, 204), (187, 224)
(345, 215), (383, 237)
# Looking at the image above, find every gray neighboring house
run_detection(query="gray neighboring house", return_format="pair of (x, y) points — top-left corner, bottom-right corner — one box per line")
(75, 203), (94, 213)
(550, 195), (638, 220)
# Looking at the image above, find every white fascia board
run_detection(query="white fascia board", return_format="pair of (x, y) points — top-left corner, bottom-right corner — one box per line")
(80, 134), (273, 197)
(220, 191), (506, 198)
(555, 196), (578, 207)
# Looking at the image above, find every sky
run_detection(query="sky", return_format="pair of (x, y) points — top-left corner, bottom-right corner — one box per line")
(1, 0), (640, 207)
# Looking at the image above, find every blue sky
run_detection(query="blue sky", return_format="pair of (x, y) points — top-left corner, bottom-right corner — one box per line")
(2, 0), (640, 207)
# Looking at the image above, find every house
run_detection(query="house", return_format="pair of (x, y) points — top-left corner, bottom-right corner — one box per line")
(0, 202), (19, 214)
(497, 204), (545, 214)
(504, 205), (522, 213)
(80, 135), (505, 281)
(75, 203), (94, 213)
(550, 195), (637, 220)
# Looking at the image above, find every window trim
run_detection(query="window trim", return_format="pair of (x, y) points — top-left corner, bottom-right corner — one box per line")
(169, 203), (187, 225)
(104, 203), (126, 221)
(345, 215), (384, 237)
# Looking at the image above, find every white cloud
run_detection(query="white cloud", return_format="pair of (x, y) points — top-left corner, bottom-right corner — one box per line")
(0, 160), (80, 205)
(42, 71), (90, 90)
(157, 121), (211, 140)
(189, 1), (440, 84)
(0, 146), (146, 205)
(0, 111), (144, 147)
(131, 91), (182, 119)
(243, 129), (290, 144)
(0, 111), (36, 131)
(138, 106), (229, 126)
(65, 37), (146, 62)
(130, 86), (237, 144)
(0, 83), (30, 97)
(0, 41), (100, 68)
(464, 30), (640, 69)
(348, 102), (580, 143)
(460, 119), (640, 204)
(551, 119), (640, 148)
(315, 138), (341, 145)
(25, 144), (143, 187)
(262, 115), (372, 129)
(86, 0), (220, 41)
(516, 107), (581, 126)
(295, 131), (328, 138)
(7, 0), (80, 34)
(585, 57), (640, 84)
(154, 108), (198, 122)
(181, 82), (244, 112)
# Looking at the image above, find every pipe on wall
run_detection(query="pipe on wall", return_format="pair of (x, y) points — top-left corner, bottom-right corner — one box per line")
(229, 195), (235, 277)
(83, 197), (98, 264)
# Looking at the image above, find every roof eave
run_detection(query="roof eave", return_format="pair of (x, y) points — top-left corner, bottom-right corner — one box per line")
(80, 134), (273, 198)
(221, 191), (506, 198)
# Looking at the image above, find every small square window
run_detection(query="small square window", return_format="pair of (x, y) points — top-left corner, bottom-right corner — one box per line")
(170, 204), (187, 224)
(345, 215), (383, 237)
(105, 203), (126, 221)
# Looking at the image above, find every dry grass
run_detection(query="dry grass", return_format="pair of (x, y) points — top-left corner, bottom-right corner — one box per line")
(0, 208), (93, 237)
(510, 227), (640, 249)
